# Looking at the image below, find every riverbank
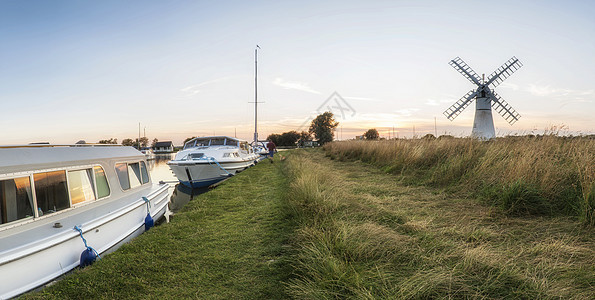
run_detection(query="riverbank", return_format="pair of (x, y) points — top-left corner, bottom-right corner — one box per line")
(23, 158), (294, 299)
(22, 148), (594, 299)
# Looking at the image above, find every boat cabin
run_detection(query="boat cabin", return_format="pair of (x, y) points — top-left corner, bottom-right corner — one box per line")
(0, 145), (150, 229)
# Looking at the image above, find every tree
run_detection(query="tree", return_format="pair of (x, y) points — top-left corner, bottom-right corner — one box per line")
(364, 128), (379, 140)
(279, 131), (300, 146)
(122, 138), (135, 146)
(422, 134), (436, 140)
(135, 137), (149, 148)
(98, 138), (118, 144)
(266, 133), (282, 146)
(151, 138), (158, 148)
(297, 131), (312, 147)
(309, 112), (339, 145)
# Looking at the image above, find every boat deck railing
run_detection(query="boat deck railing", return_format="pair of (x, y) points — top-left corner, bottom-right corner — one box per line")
(0, 144), (128, 149)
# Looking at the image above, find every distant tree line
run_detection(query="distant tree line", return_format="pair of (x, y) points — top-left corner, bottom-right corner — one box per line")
(266, 112), (339, 146)
(266, 131), (311, 147)
(98, 137), (158, 148)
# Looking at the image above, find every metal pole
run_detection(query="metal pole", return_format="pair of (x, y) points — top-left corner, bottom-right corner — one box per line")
(138, 122), (141, 149)
(254, 46), (258, 144)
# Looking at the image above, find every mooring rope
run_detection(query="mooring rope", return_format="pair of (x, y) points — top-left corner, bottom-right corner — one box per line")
(194, 156), (232, 176)
(73, 225), (101, 259)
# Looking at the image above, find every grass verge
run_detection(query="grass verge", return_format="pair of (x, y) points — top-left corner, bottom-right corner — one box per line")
(22, 159), (293, 299)
(324, 136), (595, 225)
(284, 149), (594, 299)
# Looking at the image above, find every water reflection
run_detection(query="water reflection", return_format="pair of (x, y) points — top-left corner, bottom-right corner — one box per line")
(147, 154), (209, 213)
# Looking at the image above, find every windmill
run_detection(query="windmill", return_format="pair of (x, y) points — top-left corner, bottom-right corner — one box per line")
(444, 56), (522, 140)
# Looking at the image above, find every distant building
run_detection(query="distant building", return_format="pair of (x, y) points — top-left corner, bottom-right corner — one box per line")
(300, 140), (319, 148)
(153, 141), (174, 153)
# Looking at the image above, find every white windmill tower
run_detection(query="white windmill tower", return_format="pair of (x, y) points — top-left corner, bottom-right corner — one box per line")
(444, 57), (523, 140)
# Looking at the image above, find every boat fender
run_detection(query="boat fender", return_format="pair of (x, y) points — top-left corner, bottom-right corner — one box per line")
(142, 197), (154, 231)
(73, 226), (100, 268)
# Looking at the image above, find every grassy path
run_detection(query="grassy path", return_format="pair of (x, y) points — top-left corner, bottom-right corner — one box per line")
(23, 149), (594, 299)
(24, 159), (293, 299)
(284, 149), (594, 299)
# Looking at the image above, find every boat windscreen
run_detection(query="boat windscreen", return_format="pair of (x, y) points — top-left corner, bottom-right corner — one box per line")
(210, 138), (225, 146)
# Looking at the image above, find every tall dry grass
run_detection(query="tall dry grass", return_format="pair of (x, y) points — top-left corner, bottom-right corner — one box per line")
(282, 150), (594, 298)
(324, 136), (595, 225)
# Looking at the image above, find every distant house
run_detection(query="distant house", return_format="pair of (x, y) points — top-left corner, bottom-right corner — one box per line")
(153, 141), (174, 153)
(300, 140), (319, 148)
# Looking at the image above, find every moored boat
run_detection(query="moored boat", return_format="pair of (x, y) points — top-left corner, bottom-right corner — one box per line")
(0, 144), (170, 299)
(140, 147), (156, 160)
(167, 136), (259, 188)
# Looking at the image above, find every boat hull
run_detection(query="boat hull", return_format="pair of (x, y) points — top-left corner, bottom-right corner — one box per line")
(168, 160), (254, 189)
(0, 183), (170, 300)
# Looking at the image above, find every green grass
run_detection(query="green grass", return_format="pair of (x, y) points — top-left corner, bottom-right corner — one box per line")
(324, 137), (595, 224)
(22, 158), (294, 300)
(21, 148), (595, 299)
(284, 149), (594, 299)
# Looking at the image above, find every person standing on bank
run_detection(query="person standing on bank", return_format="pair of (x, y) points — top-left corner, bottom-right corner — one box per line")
(266, 139), (276, 163)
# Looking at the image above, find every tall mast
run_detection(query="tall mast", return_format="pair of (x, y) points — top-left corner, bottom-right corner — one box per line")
(253, 45), (260, 144)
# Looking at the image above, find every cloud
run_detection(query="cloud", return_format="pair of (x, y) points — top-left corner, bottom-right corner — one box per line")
(181, 77), (232, 95)
(425, 98), (454, 106)
(272, 78), (321, 94)
(394, 108), (420, 117)
(343, 96), (383, 102)
(527, 84), (594, 98)
(500, 82), (520, 91)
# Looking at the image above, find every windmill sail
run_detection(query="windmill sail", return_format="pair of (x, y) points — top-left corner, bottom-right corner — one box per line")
(489, 91), (521, 125)
(485, 56), (523, 89)
(449, 57), (482, 85)
(443, 90), (478, 121)
(444, 56), (522, 140)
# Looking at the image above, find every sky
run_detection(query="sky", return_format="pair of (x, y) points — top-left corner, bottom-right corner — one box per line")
(1, 0), (593, 145)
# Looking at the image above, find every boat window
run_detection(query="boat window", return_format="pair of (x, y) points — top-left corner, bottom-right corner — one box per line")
(210, 138), (225, 146)
(115, 163), (130, 190)
(68, 169), (96, 205)
(140, 161), (150, 184)
(184, 140), (196, 150)
(34, 171), (69, 215)
(116, 162), (148, 191)
(195, 139), (209, 147)
(94, 166), (110, 198)
(225, 139), (238, 146)
(0, 177), (34, 225)
(189, 153), (204, 160)
(128, 163), (142, 189)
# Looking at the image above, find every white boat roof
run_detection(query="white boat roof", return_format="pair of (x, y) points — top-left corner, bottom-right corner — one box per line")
(186, 136), (246, 143)
(0, 145), (143, 174)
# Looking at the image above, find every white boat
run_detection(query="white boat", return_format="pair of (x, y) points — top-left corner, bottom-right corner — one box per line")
(140, 148), (156, 160)
(167, 136), (259, 188)
(252, 141), (269, 156)
(0, 145), (170, 299)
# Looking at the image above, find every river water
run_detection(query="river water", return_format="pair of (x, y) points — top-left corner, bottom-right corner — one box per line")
(146, 154), (209, 213)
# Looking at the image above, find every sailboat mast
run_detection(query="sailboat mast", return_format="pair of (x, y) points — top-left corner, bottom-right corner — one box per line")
(253, 46), (259, 144)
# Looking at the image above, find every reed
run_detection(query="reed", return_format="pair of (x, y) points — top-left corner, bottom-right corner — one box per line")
(324, 136), (595, 224)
